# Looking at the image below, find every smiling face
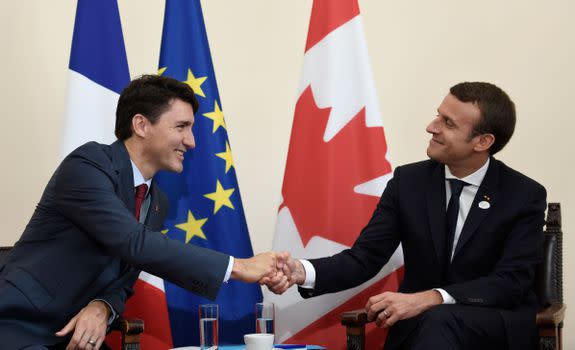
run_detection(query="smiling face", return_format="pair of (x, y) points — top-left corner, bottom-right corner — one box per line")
(426, 93), (492, 175)
(142, 98), (196, 174)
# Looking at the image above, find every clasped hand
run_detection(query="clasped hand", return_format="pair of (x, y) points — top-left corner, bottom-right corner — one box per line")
(261, 253), (305, 294)
(233, 251), (304, 294)
(231, 251), (293, 286)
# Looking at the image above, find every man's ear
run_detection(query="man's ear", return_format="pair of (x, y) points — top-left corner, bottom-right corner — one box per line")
(473, 133), (495, 152)
(131, 114), (148, 138)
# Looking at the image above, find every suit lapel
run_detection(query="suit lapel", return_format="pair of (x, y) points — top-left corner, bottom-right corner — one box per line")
(110, 140), (136, 213)
(426, 163), (447, 264)
(453, 158), (500, 258)
(109, 140), (165, 230)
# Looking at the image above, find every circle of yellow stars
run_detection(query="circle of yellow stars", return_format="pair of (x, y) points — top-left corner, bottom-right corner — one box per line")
(158, 66), (237, 244)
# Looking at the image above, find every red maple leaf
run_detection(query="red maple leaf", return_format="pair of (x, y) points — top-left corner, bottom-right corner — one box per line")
(281, 86), (392, 247)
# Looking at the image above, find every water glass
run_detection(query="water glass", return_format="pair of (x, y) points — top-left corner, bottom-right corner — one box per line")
(255, 302), (275, 334)
(199, 304), (218, 350)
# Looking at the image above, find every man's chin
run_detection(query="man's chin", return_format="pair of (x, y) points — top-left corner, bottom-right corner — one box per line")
(168, 162), (184, 173)
(426, 148), (441, 163)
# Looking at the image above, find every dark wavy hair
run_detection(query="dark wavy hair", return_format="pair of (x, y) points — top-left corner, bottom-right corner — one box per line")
(115, 74), (198, 140)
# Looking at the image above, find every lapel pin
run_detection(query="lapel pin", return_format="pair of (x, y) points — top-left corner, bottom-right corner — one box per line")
(479, 201), (490, 209)
(155, 205), (159, 212)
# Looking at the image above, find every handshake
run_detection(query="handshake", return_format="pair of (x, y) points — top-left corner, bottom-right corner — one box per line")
(231, 251), (304, 294)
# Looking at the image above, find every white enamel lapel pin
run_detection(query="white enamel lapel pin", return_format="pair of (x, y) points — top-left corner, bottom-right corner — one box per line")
(479, 194), (491, 209)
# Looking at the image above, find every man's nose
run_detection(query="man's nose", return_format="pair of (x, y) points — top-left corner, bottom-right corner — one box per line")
(426, 117), (439, 134)
(184, 132), (195, 149)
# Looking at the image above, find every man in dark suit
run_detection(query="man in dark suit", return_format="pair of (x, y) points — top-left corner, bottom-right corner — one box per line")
(267, 82), (546, 350)
(0, 75), (282, 350)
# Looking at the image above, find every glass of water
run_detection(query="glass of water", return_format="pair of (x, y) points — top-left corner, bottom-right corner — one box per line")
(199, 304), (218, 350)
(255, 302), (275, 334)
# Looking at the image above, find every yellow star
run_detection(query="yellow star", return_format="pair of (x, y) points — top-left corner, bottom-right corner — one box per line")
(175, 210), (207, 243)
(203, 101), (226, 133)
(184, 68), (207, 98)
(158, 67), (167, 76)
(216, 142), (234, 173)
(204, 180), (235, 214)
(161, 229), (169, 235)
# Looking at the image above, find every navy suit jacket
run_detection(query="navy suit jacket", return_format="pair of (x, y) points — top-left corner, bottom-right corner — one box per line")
(0, 141), (230, 348)
(300, 158), (546, 350)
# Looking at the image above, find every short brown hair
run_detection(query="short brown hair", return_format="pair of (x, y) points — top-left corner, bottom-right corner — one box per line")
(450, 82), (516, 155)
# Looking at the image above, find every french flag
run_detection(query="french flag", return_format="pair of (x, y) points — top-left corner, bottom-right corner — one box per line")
(62, 1), (172, 349)
(62, 0), (129, 155)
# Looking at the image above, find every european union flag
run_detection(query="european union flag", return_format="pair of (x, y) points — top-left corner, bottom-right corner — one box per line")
(154, 0), (262, 346)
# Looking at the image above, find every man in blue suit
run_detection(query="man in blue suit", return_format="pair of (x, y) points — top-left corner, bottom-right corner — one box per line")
(0, 75), (282, 350)
(268, 82), (546, 350)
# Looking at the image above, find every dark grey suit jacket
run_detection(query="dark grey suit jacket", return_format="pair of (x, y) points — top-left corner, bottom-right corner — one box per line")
(299, 158), (546, 350)
(0, 141), (230, 348)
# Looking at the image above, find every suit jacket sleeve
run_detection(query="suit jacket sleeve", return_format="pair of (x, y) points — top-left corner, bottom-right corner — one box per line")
(94, 269), (139, 320)
(300, 167), (403, 298)
(443, 184), (546, 308)
(53, 145), (230, 300)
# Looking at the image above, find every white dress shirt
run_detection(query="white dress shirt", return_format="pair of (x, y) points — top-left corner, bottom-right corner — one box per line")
(300, 159), (490, 305)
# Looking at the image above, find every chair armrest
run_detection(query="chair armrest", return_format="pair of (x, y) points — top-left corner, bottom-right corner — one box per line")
(536, 303), (566, 327)
(111, 317), (144, 335)
(341, 309), (368, 327)
(341, 310), (369, 350)
(112, 317), (144, 349)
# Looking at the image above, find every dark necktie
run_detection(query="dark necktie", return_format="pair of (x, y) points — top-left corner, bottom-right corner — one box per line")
(134, 184), (148, 221)
(445, 179), (468, 265)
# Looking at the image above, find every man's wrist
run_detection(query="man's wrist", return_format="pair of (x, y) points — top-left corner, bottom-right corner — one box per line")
(90, 299), (113, 324)
(231, 258), (245, 280)
(433, 288), (456, 304)
(293, 260), (306, 285)
(422, 289), (444, 308)
(298, 259), (315, 288)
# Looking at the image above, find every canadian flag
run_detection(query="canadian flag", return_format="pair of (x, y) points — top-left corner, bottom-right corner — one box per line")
(266, 1), (404, 349)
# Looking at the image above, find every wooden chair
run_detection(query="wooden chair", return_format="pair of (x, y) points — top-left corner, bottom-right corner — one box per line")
(0, 246), (144, 350)
(111, 316), (144, 350)
(341, 202), (566, 350)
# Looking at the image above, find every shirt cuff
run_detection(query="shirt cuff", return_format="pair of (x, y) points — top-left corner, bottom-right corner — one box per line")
(299, 259), (316, 289)
(434, 288), (456, 304)
(223, 256), (234, 283)
(92, 299), (117, 325)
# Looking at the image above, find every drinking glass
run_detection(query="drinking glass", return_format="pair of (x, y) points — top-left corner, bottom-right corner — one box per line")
(255, 302), (275, 334)
(199, 304), (218, 350)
